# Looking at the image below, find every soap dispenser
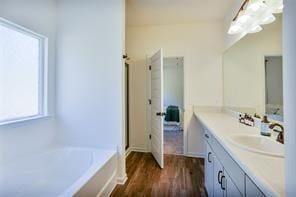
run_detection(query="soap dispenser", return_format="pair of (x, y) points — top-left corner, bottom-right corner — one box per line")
(261, 116), (271, 136)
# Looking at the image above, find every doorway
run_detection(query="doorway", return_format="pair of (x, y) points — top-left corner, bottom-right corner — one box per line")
(265, 56), (283, 122)
(163, 57), (184, 155)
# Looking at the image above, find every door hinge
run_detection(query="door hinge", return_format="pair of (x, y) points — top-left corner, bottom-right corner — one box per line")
(149, 65), (152, 70)
(149, 134), (152, 139)
(156, 112), (166, 116)
(148, 99), (152, 105)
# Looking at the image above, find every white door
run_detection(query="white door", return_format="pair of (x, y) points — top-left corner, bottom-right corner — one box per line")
(205, 143), (214, 197)
(150, 49), (164, 168)
(224, 170), (243, 197)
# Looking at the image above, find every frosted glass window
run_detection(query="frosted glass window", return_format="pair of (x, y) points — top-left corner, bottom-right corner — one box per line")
(0, 20), (47, 124)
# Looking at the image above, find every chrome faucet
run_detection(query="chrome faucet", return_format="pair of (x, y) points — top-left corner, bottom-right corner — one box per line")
(269, 123), (284, 144)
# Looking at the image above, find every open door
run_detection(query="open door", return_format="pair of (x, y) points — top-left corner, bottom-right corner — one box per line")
(150, 49), (164, 168)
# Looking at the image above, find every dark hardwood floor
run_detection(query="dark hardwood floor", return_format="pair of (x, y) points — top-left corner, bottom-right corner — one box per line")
(111, 152), (207, 197)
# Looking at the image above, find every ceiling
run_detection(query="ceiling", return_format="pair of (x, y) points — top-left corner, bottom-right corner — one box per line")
(126, 0), (237, 26)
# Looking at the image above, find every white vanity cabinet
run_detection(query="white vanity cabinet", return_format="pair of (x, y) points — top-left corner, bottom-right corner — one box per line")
(206, 142), (242, 197)
(246, 176), (265, 197)
(203, 129), (264, 197)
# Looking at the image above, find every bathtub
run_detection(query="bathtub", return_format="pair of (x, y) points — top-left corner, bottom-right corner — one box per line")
(0, 147), (117, 197)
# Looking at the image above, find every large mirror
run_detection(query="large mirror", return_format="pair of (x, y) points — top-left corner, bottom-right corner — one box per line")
(223, 14), (283, 122)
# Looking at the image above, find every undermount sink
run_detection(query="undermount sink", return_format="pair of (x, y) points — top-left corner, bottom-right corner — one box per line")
(227, 134), (284, 158)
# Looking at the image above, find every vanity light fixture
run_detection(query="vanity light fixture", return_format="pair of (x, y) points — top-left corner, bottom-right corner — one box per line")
(247, 0), (267, 13)
(265, 0), (284, 13)
(248, 25), (263, 33)
(228, 0), (283, 35)
(261, 14), (276, 25)
(228, 21), (243, 34)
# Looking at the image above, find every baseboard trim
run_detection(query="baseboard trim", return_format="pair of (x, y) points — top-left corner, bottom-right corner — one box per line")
(127, 148), (203, 159)
(96, 170), (117, 197)
(185, 152), (205, 158)
(117, 174), (128, 185)
(125, 147), (132, 157)
(126, 147), (149, 155)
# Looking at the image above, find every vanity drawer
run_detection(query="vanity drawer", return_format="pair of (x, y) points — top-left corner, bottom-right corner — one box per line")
(211, 137), (245, 196)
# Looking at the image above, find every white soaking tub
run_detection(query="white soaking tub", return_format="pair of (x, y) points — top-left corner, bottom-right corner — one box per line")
(0, 147), (117, 197)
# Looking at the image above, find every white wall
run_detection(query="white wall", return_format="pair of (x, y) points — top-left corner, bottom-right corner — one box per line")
(0, 0), (126, 182)
(0, 0), (57, 164)
(164, 58), (184, 109)
(283, 0), (296, 195)
(127, 23), (223, 156)
(223, 17), (282, 115)
(55, 0), (126, 179)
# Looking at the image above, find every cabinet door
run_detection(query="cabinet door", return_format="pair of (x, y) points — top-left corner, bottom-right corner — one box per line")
(205, 143), (214, 197)
(223, 170), (243, 197)
(246, 175), (265, 197)
(213, 156), (224, 197)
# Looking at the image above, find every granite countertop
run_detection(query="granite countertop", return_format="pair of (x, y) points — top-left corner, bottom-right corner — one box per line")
(194, 110), (285, 197)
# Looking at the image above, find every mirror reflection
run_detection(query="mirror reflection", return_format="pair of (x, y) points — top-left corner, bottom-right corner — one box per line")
(223, 14), (283, 121)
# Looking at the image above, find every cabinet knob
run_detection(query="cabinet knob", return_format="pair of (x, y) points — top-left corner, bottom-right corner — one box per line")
(156, 112), (166, 116)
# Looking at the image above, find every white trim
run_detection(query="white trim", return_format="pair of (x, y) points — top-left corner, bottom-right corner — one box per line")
(166, 153), (184, 156)
(146, 56), (152, 153)
(0, 17), (47, 39)
(128, 147), (150, 153)
(125, 147), (132, 157)
(96, 171), (117, 197)
(0, 115), (51, 126)
(185, 152), (206, 159)
(117, 174), (128, 185)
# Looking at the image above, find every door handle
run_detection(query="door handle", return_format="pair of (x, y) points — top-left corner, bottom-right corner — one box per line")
(207, 152), (212, 163)
(220, 175), (226, 190)
(156, 112), (166, 116)
(218, 170), (223, 184)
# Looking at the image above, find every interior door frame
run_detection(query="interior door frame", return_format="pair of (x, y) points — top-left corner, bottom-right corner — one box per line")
(147, 55), (186, 156)
(125, 62), (130, 150)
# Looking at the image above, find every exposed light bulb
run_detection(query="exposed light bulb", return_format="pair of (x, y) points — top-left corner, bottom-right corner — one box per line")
(272, 8), (283, 14)
(247, 0), (266, 13)
(236, 11), (251, 25)
(265, 0), (284, 13)
(248, 25), (263, 33)
(260, 14), (276, 25)
(228, 21), (243, 35)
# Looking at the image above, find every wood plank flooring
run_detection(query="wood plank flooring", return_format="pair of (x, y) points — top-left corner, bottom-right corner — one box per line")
(111, 152), (207, 197)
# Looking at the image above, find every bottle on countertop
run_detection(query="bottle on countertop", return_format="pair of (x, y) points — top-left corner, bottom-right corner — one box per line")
(261, 115), (271, 136)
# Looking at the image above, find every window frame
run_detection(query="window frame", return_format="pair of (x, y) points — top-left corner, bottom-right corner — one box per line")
(0, 18), (49, 126)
